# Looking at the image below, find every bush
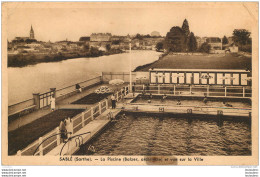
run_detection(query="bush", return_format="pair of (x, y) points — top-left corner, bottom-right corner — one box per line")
(199, 42), (211, 53)
(239, 44), (252, 53)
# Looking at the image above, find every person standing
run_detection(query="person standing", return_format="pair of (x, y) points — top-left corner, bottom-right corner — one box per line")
(65, 117), (72, 138)
(75, 83), (82, 93)
(50, 95), (56, 111)
(132, 83), (135, 96)
(59, 120), (67, 143)
(203, 96), (208, 105)
(111, 94), (116, 109)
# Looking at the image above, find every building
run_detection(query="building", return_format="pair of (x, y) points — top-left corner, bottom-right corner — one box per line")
(12, 25), (36, 43)
(30, 25), (35, 39)
(151, 31), (160, 37)
(206, 37), (222, 50)
(90, 33), (112, 50)
(90, 33), (112, 42)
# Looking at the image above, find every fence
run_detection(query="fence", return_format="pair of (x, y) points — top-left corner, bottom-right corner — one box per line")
(16, 85), (129, 156)
(8, 76), (102, 117)
(133, 84), (252, 98)
(102, 72), (137, 83)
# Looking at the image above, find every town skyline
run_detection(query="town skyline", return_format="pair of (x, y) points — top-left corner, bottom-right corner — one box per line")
(6, 3), (254, 42)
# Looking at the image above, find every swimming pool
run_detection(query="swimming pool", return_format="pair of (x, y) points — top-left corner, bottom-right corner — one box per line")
(131, 95), (251, 108)
(75, 112), (251, 156)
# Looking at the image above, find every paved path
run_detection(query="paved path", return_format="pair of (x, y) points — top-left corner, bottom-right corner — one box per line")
(9, 83), (128, 132)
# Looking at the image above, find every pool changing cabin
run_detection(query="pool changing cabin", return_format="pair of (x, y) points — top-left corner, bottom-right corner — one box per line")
(149, 69), (251, 86)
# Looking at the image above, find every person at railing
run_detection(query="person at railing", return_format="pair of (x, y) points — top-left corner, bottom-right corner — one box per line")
(75, 83), (82, 93)
(59, 120), (67, 143)
(132, 83), (136, 96)
(162, 94), (167, 102)
(65, 117), (73, 138)
(111, 94), (116, 109)
(203, 96), (208, 105)
(50, 95), (56, 111)
(177, 100), (181, 105)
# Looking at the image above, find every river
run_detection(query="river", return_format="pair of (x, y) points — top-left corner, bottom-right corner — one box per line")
(8, 50), (161, 105)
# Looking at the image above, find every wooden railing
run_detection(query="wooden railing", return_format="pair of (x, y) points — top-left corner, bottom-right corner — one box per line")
(16, 85), (129, 156)
(133, 84), (252, 98)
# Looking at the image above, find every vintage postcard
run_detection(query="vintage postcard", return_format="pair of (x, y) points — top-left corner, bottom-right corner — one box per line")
(2, 2), (258, 165)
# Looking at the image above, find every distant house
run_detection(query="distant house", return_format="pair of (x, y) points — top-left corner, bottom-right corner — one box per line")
(90, 33), (112, 42)
(229, 43), (239, 53)
(79, 36), (90, 45)
(206, 37), (222, 50)
(90, 33), (112, 50)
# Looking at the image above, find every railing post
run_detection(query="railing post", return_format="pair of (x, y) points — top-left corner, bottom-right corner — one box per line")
(143, 84), (145, 91)
(99, 102), (102, 114)
(116, 92), (119, 101)
(91, 107), (94, 120)
(56, 127), (61, 145)
(17, 150), (22, 156)
(207, 85), (209, 97)
(124, 87), (126, 95)
(174, 85), (176, 95)
(190, 85), (192, 95)
(81, 112), (85, 127)
(243, 87), (245, 97)
(158, 85), (160, 94)
(106, 99), (109, 109)
(39, 137), (43, 156)
(225, 86), (227, 97)
(33, 93), (40, 110)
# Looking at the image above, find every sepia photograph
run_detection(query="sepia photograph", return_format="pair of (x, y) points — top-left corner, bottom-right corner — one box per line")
(2, 2), (258, 165)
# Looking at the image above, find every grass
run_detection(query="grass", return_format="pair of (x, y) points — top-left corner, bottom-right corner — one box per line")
(135, 53), (251, 71)
(72, 93), (112, 104)
(8, 109), (84, 155)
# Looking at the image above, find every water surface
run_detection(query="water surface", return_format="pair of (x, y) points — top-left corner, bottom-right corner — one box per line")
(75, 113), (251, 156)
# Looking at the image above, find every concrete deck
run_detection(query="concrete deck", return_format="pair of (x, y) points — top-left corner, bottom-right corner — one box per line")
(47, 108), (121, 156)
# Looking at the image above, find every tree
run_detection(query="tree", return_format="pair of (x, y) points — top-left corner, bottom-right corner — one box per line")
(199, 42), (211, 53)
(187, 32), (197, 52)
(222, 36), (228, 44)
(182, 19), (190, 37)
(232, 29), (251, 46)
(155, 42), (164, 51)
(135, 34), (143, 40)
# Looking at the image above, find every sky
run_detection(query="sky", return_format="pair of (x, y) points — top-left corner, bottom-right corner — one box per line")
(5, 2), (256, 42)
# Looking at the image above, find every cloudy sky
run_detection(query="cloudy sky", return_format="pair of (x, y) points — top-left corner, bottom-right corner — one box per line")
(5, 2), (256, 42)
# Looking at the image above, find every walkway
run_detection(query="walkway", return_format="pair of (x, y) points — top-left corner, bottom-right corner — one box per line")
(9, 83), (127, 131)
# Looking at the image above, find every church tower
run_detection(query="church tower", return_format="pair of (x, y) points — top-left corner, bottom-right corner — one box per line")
(30, 25), (35, 39)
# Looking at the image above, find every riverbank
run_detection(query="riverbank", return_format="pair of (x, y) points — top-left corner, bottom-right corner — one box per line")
(134, 53), (252, 71)
(8, 48), (123, 67)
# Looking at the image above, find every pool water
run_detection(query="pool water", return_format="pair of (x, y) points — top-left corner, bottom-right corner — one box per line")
(75, 112), (251, 156)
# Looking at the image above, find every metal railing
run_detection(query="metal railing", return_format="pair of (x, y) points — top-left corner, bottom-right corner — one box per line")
(8, 76), (102, 116)
(133, 84), (252, 98)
